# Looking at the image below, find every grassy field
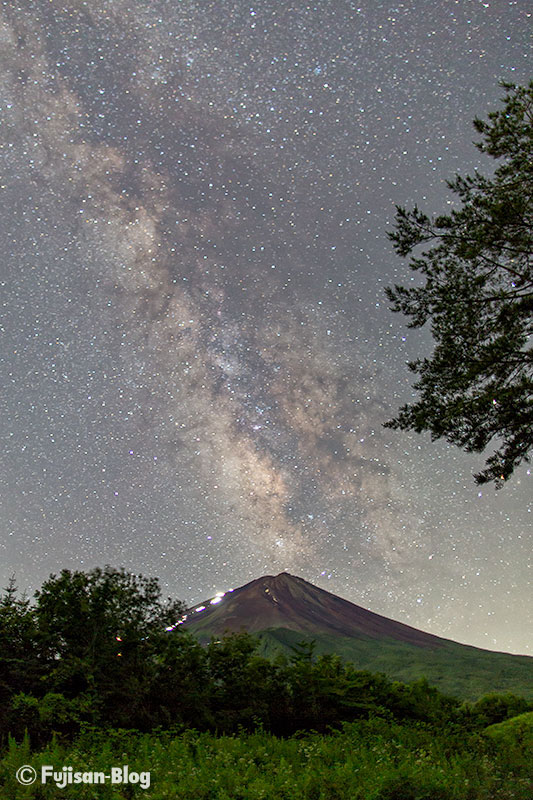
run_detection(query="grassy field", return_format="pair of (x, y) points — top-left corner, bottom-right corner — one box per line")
(1, 717), (531, 800)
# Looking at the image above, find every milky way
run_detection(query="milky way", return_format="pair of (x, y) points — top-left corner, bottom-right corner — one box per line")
(1, 1), (531, 653)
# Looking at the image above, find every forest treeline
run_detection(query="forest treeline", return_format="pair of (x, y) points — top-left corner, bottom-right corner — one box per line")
(1, 567), (531, 746)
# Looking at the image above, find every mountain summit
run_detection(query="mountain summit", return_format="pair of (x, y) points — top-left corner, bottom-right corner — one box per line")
(182, 572), (446, 648)
(180, 572), (533, 700)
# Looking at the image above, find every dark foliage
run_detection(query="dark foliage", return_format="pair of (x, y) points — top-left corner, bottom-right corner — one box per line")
(385, 81), (533, 487)
(1, 570), (530, 747)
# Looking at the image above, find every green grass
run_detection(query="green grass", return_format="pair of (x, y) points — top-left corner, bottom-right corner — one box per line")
(1, 719), (531, 800)
(485, 711), (533, 750)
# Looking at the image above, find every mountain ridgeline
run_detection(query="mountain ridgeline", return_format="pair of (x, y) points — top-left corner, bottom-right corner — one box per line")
(182, 572), (533, 701)
(1, 566), (531, 745)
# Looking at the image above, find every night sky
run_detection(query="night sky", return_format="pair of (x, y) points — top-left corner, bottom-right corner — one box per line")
(1, 1), (531, 654)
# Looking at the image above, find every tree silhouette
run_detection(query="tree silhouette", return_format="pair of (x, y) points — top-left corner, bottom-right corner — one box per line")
(386, 81), (533, 487)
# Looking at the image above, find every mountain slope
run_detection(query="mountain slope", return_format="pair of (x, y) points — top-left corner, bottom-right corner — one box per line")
(182, 572), (449, 646)
(181, 572), (533, 700)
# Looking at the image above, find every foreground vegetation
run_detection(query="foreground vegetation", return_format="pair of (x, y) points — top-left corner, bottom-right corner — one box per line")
(1, 716), (532, 800)
(1, 567), (531, 797)
(2, 567), (531, 744)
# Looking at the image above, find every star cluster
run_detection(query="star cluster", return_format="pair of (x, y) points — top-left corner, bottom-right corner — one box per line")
(0, 0), (531, 653)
